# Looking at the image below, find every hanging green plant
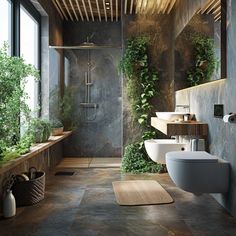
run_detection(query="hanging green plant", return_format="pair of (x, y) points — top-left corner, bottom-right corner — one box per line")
(187, 34), (218, 86)
(120, 36), (165, 173)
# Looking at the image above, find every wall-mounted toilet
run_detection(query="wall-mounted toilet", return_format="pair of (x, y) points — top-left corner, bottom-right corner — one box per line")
(144, 139), (186, 164)
(166, 151), (230, 194)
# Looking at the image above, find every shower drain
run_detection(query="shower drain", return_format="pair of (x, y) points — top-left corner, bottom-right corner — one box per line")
(55, 171), (76, 176)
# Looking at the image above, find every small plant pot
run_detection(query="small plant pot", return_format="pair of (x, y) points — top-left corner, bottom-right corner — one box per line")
(51, 127), (64, 136)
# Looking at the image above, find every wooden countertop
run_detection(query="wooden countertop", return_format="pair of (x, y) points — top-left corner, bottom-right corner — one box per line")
(151, 117), (208, 136)
(0, 131), (72, 175)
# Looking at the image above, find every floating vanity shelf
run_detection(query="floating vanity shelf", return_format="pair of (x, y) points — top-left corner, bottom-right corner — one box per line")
(151, 117), (208, 136)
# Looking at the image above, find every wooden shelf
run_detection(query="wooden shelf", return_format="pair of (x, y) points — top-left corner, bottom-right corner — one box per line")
(0, 131), (72, 175)
(151, 117), (208, 136)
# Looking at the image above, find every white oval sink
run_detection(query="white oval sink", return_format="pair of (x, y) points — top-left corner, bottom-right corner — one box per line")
(155, 112), (188, 122)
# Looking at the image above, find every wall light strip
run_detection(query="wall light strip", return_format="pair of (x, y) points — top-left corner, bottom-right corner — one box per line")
(176, 79), (226, 93)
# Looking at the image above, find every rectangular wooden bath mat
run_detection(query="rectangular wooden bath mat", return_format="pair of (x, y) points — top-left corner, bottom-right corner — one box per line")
(112, 180), (173, 206)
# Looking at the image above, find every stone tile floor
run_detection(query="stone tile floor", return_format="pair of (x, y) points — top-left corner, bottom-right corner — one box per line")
(0, 165), (236, 235)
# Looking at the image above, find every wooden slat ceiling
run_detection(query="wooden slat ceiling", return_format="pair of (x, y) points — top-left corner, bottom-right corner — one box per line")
(51, 0), (177, 22)
(197, 0), (221, 22)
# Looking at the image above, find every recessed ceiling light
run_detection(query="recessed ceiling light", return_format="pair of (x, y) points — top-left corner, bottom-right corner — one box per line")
(106, 2), (110, 5)
(106, 7), (110, 10)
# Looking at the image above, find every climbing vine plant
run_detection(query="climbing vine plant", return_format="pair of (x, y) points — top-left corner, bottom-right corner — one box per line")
(119, 36), (166, 173)
(187, 34), (218, 86)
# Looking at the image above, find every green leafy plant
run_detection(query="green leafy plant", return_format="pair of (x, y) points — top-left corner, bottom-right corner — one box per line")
(121, 144), (167, 173)
(50, 86), (79, 131)
(0, 43), (39, 163)
(187, 35), (218, 86)
(120, 36), (165, 173)
(50, 119), (63, 128)
(28, 118), (51, 143)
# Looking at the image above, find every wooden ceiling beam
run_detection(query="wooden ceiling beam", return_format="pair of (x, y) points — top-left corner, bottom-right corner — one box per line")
(142, 0), (148, 14)
(206, 0), (220, 14)
(158, 0), (165, 14)
(116, 0), (118, 21)
(110, 0), (113, 21)
(124, 0), (128, 14)
(69, 0), (78, 21)
(214, 11), (221, 19)
(102, 0), (108, 22)
(213, 5), (221, 15)
(62, 0), (74, 21)
(81, 0), (89, 21)
(162, 0), (170, 14)
(167, 0), (177, 14)
(55, 0), (68, 20)
(201, 0), (215, 14)
(75, 0), (84, 21)
(95, 0), (101, 21)
(151, 0), (158, 14)
(88, 0), (95, 21)
(139, 0), (144, 14)
(52, 0), (64, 19)
(130, 0), (134, 14)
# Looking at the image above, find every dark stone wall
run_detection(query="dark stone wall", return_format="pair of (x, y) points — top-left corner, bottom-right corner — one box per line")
(62, 22), (122, 157)
(122, 14), (175, 146)
(175, 0), (236, 218)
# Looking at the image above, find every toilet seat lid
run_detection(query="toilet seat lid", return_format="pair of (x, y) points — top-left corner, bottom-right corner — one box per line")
(166, 151), (218, 163)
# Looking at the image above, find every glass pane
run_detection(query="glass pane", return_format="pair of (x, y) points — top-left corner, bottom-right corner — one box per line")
(0, 0), (12, 54)
(20, 5), (39, 115)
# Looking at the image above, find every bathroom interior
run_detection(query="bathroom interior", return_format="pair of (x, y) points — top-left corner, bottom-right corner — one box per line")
(1, 0), (236, 235)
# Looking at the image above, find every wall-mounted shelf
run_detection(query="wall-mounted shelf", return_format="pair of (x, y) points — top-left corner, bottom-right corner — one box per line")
(151, 117), (208, 136)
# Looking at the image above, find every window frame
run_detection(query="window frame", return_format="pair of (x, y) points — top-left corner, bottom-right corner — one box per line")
(8, 0), (42, 115)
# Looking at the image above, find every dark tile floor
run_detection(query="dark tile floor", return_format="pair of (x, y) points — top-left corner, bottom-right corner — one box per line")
(1, 167), (236, 236)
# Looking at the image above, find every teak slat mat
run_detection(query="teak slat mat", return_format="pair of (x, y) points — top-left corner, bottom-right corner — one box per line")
(112, 180), (173, 206)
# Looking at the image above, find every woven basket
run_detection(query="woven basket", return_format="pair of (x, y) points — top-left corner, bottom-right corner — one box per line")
(12, 171), (45, 207)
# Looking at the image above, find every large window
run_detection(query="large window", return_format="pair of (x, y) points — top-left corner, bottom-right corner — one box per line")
(20, 5), (40, 114)
(0, 0), (12, 54)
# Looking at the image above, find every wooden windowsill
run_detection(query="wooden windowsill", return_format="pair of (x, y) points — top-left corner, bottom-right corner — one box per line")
(0, 131), (72, 175)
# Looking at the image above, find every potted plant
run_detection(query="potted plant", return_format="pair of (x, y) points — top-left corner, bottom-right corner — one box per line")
(29, 118), (51, 143)
(50, 119), (64, 136)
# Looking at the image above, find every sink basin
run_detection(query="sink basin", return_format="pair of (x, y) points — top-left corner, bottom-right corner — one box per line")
(155, 112), (188, 122)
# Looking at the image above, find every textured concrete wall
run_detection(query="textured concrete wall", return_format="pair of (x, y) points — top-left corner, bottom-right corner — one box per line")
(176, 0), (236, 218)
(62, 22), (122, 157)
(122, 14), (175, 146)
(32, 0), (64, 119)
